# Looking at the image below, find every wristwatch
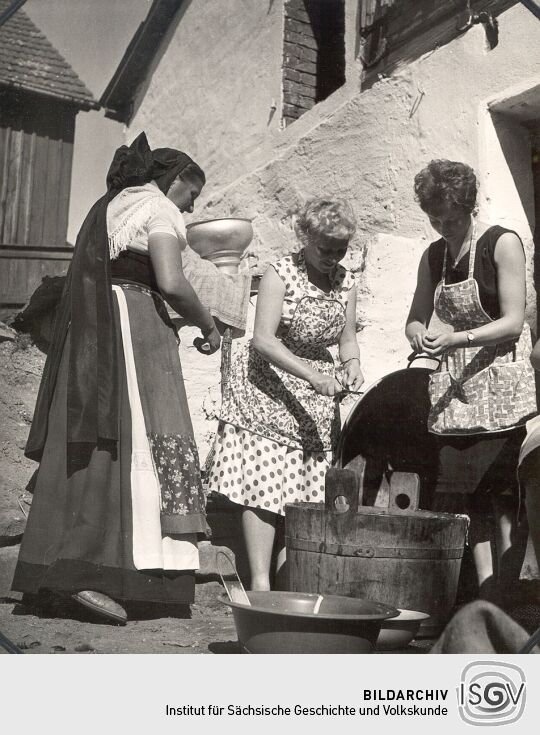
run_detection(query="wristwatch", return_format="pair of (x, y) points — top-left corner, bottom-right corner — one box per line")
(466, 331), (475, 345)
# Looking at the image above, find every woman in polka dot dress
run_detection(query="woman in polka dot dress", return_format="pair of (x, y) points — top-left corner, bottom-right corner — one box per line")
(207, 199), (364, 590)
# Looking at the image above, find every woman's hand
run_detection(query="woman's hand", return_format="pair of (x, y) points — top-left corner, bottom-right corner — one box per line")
(338, 359), (364, 392)
(422, 330), (460, 357)
(308, 372), (343, 397)
(405, 249), (435, 351)
(194, 324), (221, 355)
(408, 325), (428, 354)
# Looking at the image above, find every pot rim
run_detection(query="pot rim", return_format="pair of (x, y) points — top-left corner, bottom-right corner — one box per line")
(380, 608), (431, 625)
(220, 592), (398, 621)
(186, 217), (252, 228)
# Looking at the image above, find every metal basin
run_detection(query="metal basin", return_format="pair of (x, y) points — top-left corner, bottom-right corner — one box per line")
(376, 609), (430, 651)
(221, 591), (398, 654)
(186, 217), (253, 274)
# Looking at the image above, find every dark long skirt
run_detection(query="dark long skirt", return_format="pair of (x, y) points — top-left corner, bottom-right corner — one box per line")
(434, 428), (525, 499)
(12, 284), (204, 603)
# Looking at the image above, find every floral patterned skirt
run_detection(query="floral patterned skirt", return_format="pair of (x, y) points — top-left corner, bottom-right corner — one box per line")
(207, 422), (330, 515)
(12, 284), (205, 603)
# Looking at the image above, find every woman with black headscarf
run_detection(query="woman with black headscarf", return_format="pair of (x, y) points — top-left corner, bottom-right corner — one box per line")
(11, 133), (241, 623)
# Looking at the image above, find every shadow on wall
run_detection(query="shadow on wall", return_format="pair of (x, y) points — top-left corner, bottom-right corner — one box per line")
(490, 110), (536, 234)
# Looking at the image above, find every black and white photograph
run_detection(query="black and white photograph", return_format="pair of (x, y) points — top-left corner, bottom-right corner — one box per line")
(1, 0), (540, 682)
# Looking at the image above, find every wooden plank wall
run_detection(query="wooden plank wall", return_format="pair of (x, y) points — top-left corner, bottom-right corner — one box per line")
(0, 88), (75, 249)
(360, 0), (519, 87)
(0, 245), (71, 306)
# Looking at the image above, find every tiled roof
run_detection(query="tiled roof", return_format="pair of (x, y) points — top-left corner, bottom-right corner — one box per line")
(0, 0), (99, 109)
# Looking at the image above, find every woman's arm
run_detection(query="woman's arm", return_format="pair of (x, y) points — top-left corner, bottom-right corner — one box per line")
(423, 233), (526, 356)
(148, 232), (220, 350)
(405, 249), (436, 352)
(337, 286), (364, 391)
(252, 267), (342, 396)
(531, 341), (540, 371)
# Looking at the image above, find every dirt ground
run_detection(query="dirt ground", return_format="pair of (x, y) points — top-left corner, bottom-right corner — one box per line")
(0, 544), (239, 655)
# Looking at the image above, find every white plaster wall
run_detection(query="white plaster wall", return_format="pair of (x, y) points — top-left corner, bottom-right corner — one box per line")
(127, 0), (362, 190)
(128, 0), (285, 189)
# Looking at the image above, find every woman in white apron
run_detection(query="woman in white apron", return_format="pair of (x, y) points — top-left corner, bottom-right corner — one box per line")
(406, 159), (536, 602)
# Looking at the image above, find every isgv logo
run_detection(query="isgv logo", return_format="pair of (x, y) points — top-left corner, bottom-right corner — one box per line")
(457, 661), (526, 726)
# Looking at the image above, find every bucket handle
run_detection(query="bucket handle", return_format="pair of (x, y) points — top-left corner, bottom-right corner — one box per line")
(327, 462), (420, 514)
(407, 351), (440, 368)
(217, 551), (251, 606)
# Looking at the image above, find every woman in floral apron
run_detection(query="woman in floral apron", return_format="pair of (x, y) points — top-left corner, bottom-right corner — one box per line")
(406, 159), (536, 601)
(207, 199), (363, 590)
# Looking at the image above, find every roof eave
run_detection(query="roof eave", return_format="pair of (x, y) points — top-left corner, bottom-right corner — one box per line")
(100, 0), (183, 124)
(0, 79), (100, 111)
(102, 103), (130, 122)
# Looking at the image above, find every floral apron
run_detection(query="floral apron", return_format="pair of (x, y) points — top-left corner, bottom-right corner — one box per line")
(220, 254), (348, 452)
(428, 229), (536, 435)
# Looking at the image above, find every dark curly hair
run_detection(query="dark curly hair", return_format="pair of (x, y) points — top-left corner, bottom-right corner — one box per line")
(414, 159), (477, 214)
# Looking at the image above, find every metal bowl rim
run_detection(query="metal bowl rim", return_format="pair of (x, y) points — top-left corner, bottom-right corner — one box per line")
(186, 217), (253, 228)
(380, 608), (431, 625)
(219, 592), (399, 621)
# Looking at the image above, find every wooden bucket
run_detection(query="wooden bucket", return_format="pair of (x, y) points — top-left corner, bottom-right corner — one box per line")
(285, 466), (469, 637)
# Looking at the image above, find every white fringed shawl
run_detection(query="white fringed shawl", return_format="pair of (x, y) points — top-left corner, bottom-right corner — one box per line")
(107, 181), (185, 260)
(106, 182), (250, 332)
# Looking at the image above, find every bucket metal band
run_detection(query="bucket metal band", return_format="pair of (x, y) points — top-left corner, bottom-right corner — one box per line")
(285, 536), (464, 560)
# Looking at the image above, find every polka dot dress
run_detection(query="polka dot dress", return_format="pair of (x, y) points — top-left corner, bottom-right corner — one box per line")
(207, 249), (354, 516)
(208, 423), (330, 515)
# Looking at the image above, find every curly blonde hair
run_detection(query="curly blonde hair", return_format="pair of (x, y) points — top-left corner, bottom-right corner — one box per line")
(294, 198), (356, 246)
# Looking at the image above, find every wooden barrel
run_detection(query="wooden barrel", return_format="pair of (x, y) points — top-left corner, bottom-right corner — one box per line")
(285, 468), (469, 637)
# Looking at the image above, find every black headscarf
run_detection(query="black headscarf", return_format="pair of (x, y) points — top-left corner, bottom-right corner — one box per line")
(26, 133), (205, 461)
(106, 134), (205, 195)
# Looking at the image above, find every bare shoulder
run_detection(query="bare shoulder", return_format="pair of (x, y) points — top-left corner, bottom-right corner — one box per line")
(493, 230), (524, 265)
(258, 264), (286, 297)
